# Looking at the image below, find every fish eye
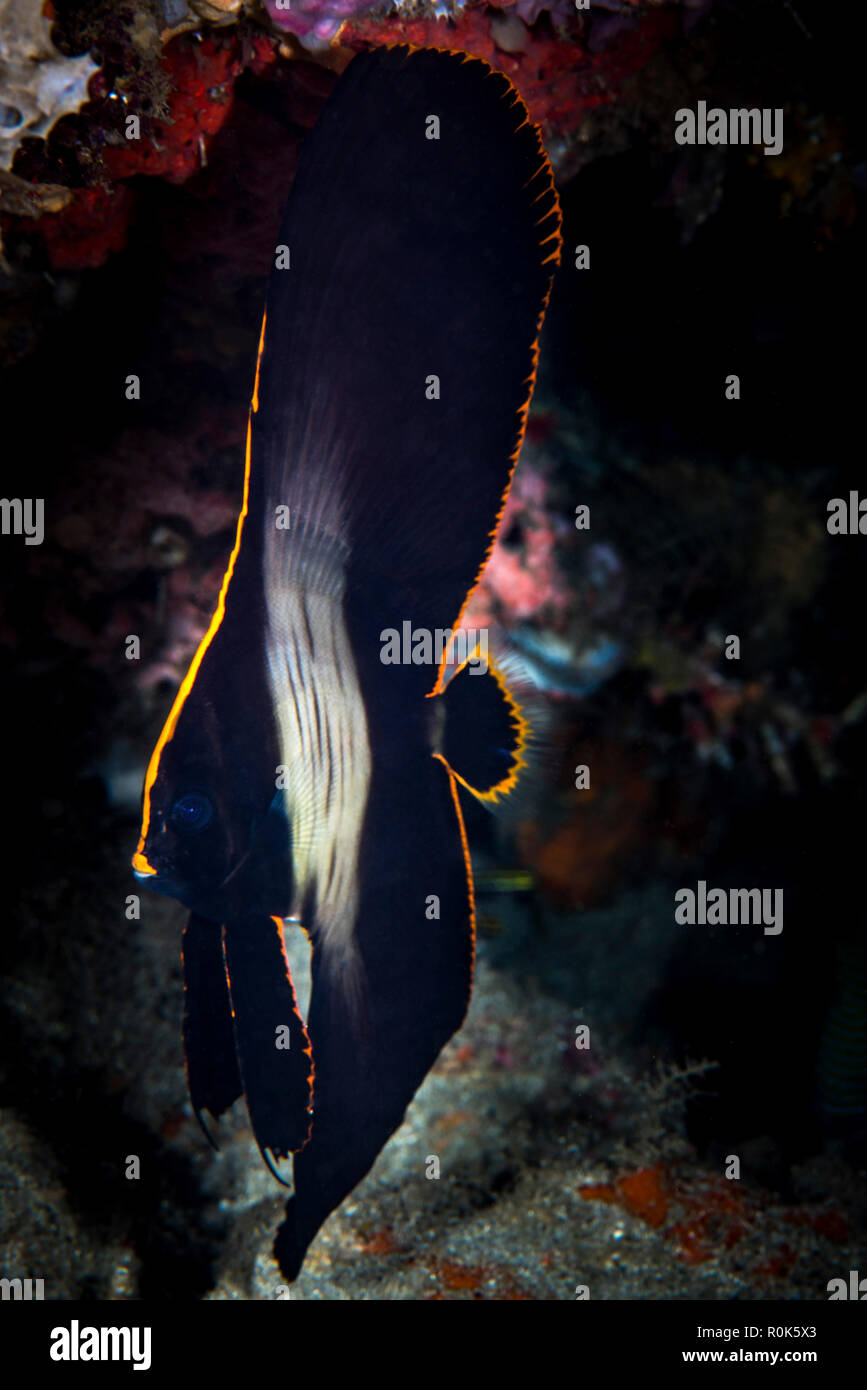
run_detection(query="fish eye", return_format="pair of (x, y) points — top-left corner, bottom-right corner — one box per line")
(170, 792), (213, 834)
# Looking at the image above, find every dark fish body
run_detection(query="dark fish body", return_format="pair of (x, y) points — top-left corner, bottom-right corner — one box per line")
(133, 44), (561, 1280)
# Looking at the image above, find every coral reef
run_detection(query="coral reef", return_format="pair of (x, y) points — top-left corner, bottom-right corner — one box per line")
(1, 0), (865, 1305)
(0, 0), (97, 170)
(263, 0), (381, 50)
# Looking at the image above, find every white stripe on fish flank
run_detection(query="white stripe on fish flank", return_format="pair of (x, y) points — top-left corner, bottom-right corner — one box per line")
(263, 504), (372, 999)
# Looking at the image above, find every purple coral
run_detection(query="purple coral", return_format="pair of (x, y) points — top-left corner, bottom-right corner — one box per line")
(263, 0), (382, 48)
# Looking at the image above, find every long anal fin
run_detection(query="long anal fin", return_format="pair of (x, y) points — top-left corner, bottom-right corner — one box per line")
(222, 916), (314, 1170)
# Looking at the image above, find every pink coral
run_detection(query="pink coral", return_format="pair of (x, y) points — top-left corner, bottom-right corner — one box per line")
(463, 459), (572, 629)
(263, 0), (381, 48)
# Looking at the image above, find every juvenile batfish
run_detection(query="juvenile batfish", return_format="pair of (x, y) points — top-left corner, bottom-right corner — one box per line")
(132, 43), (561, 1282)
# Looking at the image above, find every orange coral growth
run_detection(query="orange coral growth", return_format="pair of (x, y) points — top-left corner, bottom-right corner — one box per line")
(669, 1176), (749, 1264)
(581, 1164), (847, 1279)
(425, 1258), (534, 1301)
(616, 1167), (669, 1229)
(670, 1221), (713, 1266)
(519, 743), (655, 909)
(581, 1167), (755, 1264)
(357, 1225), (403, 1257)
(580, 1166), (669, 1227)
(579, 1181), (618, 1205)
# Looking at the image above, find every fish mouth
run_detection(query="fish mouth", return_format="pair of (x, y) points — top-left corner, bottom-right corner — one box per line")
(132, 849), (157, 878)
(132, 849), (177, 895)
